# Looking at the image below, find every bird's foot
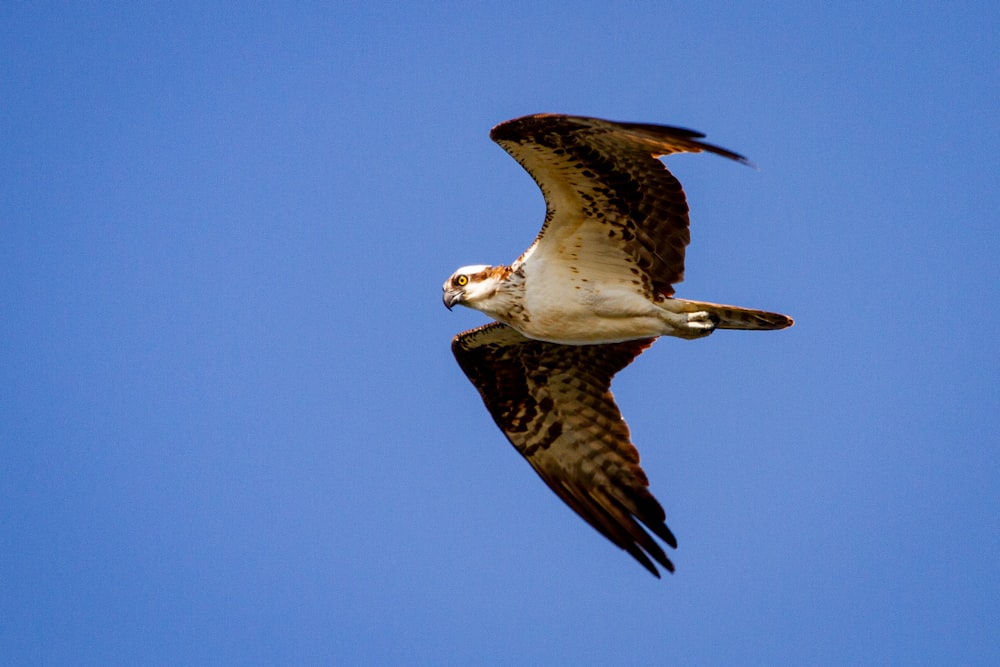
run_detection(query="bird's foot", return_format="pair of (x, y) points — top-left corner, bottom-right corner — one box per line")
(680, 311), (719, 339)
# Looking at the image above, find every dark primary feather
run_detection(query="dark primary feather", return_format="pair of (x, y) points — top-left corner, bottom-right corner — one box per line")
(490, 114), (750, 297)
(452, 322), (676, 577)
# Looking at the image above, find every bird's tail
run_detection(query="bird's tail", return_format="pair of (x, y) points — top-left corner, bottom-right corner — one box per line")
(672, 298), (794, 331)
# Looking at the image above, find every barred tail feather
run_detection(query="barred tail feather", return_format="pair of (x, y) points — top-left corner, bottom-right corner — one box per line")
(673, 299), (794, 331)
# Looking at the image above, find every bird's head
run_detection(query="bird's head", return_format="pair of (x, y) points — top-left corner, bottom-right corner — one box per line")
(442, 264), (500, 311)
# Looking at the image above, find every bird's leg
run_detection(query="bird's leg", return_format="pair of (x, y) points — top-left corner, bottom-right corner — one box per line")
(684, 311), (719, 337)
(657, 309), (719, 340)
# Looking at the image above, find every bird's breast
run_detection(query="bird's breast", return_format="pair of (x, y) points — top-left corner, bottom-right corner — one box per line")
(513, 283), (664, 344)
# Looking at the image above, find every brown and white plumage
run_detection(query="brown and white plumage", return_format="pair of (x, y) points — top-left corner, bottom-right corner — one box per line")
(452, 322), (675, 575)
(444, 114), (792, 576)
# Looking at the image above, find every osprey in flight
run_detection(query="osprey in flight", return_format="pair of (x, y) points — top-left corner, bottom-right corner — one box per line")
(443, 114), (792, 577)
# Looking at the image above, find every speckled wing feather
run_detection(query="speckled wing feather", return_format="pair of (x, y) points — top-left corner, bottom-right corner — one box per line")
(452, 321), (676, 577)
(491, 114), (749, 297)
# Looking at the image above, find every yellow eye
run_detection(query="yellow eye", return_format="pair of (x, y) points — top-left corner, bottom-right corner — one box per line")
(456, 275), (469, 287)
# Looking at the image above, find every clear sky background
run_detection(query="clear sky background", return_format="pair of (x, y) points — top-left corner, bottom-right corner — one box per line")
(3, 2), (998, 664)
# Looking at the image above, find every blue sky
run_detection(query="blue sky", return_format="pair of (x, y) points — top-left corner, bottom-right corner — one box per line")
(2, 2), (998, 664)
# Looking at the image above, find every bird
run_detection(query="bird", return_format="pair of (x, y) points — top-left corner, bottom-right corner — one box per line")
(443, 114), (792, 577)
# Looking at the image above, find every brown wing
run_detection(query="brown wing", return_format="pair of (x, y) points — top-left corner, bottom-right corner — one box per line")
(452, 322), (676, 577)
(491, 114), (750, 297)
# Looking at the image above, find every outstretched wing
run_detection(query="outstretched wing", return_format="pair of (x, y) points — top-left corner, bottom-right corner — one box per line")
(491, 113), (750, 298)
(452, 321), (676, 577)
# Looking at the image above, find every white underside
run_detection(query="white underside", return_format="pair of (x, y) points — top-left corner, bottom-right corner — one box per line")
(510, 260), (713, 344)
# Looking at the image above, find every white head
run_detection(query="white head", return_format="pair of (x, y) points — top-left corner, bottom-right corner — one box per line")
(441, 264), (501, 311)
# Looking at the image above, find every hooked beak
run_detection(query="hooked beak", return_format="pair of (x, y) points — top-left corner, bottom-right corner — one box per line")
(442, 288), (463, 311)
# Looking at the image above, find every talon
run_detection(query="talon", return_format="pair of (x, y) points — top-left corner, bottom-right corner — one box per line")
(687, 311), (717, 329)
(684, 311), (718, 338)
